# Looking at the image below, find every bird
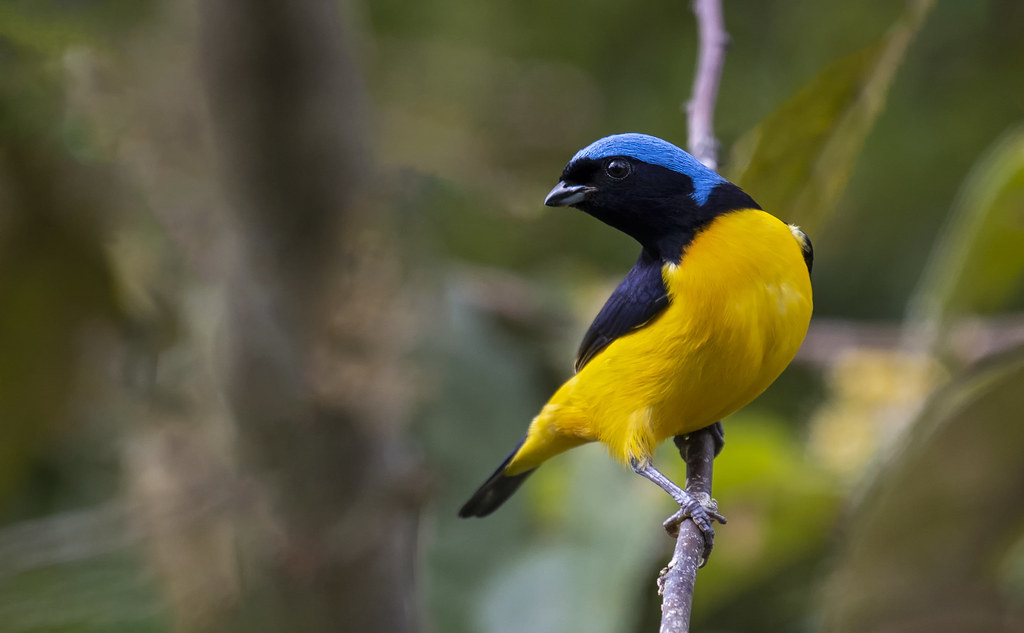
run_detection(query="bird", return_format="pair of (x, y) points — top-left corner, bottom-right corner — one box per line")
(458, 133), (813, 550)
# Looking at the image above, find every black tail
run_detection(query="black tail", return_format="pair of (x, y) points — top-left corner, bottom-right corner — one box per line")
(458, 437), (537, 518)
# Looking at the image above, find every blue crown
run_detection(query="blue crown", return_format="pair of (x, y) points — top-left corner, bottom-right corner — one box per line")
(571, 133), (725, 205)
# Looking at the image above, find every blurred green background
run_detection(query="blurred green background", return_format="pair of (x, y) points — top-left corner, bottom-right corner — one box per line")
(2, 0), (1024, 631)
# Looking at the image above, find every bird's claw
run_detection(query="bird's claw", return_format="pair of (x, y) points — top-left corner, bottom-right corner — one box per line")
(662, 493), (726, 566)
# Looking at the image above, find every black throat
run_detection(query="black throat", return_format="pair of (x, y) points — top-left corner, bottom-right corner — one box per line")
(572, 161), (760, 263)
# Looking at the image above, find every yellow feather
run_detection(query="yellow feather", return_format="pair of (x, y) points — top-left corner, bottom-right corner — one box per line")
(506, 209), (812, 474)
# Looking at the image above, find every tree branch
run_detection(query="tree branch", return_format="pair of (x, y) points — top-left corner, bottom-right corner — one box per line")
(686, 0), (729, 170)
(659, 2), (729, 630)
(658, 429), (718, 632)
(200, 1), (419, 630)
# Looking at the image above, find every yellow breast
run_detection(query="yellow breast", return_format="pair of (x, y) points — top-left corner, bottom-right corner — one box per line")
(507, 209), (812, 474)
(652, 210), (812, 437)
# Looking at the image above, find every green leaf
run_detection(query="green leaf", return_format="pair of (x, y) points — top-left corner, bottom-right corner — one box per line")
(0, 506), (170, 633)
(905, 124), (1024, 350)
(728, 0), (934, 235)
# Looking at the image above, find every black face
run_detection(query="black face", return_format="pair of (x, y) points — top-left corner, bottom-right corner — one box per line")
(558, 156), (754, 258)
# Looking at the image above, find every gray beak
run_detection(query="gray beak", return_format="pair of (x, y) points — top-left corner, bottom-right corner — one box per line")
(544, 181), (595, 207)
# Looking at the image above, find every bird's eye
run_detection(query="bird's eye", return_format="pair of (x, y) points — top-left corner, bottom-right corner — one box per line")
(605, 158), (631, 180)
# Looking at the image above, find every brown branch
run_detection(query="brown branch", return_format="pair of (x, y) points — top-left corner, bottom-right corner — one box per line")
(795, 315), (1024, 368)
(659, 1), (729, 630)
(659, 429), (718, 632)
(686, 0), (729, 170)
(199, 1), (420, 631)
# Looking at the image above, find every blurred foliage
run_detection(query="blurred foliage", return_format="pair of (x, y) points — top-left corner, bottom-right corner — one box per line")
(0, 0), (1023, 632)
(907, 124), (1024, 353)
(823, 345), (1024, 633)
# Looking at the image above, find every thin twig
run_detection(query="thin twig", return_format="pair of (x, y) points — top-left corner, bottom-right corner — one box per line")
(796, 315), (1024, 368)
(658, 430), (718, 633)
(659, 1), (729, 630)
(686, 0), (729, 170)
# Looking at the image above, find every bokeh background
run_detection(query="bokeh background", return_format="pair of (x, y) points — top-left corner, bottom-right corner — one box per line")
(2, 0), (1024, 631)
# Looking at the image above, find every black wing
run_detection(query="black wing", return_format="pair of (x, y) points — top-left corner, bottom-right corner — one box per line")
(793, 226), (814, 273)
(575, 249), (669, 372)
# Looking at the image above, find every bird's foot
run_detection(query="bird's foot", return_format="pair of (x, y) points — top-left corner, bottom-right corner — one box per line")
(663, 491), (726, 564)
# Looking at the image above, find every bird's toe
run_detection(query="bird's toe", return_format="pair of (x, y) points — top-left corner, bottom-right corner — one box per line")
(662, 493), (727, 565)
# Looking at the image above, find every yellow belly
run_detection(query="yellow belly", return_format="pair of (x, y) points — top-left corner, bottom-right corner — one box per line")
(507, 209), (813, 473)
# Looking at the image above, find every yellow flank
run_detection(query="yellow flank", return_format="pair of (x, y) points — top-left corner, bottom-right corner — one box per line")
(505, 209), (813, 474)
